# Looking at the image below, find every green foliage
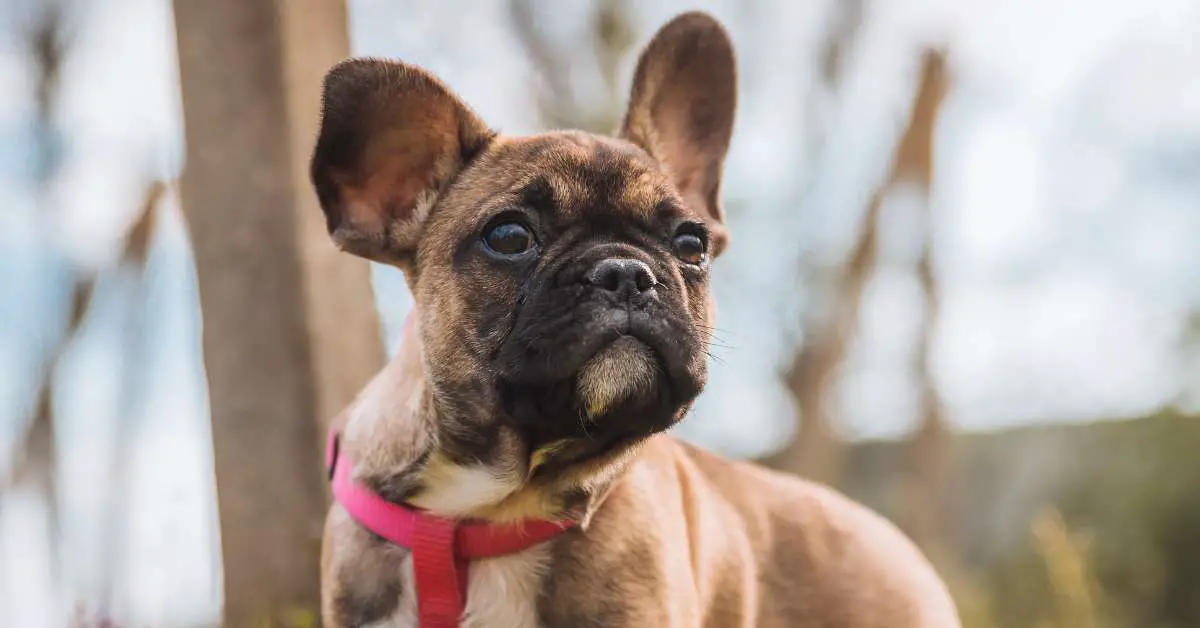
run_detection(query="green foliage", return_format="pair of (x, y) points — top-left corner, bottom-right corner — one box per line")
(252, 606), (319, 628)
(840, 412), (1200, 628)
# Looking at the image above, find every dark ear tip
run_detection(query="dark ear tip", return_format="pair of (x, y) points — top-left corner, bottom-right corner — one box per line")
(321, 58), (386, 97)
(637, 12), (736, 86)
(665, 11), (728, 31)
(320, 57), (439, 105)
(656, 11), (733, 48)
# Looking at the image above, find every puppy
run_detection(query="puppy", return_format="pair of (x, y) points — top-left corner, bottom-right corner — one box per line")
(312, 11), (960, 628)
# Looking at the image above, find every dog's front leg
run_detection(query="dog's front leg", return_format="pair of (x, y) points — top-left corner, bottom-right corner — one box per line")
(321, 505), (411, 627)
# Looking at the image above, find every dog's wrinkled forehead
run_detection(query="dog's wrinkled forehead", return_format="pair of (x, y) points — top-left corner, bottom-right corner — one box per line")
(458, 131), (680, 230)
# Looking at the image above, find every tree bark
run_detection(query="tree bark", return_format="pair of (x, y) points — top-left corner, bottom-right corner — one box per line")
(173, 1), (384, 623)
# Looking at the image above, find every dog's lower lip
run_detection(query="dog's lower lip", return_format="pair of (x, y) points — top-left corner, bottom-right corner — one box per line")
(590, 332), (658, 363)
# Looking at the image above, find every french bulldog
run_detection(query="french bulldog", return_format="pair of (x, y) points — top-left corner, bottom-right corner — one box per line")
(312, 11), (959, 628)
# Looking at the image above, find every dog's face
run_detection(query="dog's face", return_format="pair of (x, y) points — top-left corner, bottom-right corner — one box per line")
(311, 13), (736, 516)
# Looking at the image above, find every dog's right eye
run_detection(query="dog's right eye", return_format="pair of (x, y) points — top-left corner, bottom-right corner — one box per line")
(483, 221), (536, 256)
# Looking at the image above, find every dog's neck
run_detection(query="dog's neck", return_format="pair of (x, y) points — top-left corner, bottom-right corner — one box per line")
(338, 315), (630, 527)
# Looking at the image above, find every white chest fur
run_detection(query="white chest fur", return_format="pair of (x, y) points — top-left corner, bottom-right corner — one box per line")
(367, 543), (552, 628)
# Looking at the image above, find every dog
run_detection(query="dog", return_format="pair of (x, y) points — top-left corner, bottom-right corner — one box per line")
(311, 11), (960, 628)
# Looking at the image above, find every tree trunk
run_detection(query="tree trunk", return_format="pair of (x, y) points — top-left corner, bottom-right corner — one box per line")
(173, 1), (384, 623)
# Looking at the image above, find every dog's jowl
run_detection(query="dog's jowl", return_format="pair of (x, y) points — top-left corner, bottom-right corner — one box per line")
(311, 11), (961, 628)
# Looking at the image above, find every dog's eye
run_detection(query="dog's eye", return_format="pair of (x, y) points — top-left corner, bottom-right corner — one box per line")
(672, 231), (707, 265)
(484, 221), (535, 256)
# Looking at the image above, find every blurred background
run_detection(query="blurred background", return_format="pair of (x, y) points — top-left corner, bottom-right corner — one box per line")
(1, 0), (1198, 626)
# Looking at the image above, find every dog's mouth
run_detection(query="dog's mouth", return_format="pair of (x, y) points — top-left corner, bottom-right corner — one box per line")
(498, 326), (690, 469)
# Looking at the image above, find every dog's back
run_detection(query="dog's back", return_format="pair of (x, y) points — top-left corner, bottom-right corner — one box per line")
(539, 436), (960, 627)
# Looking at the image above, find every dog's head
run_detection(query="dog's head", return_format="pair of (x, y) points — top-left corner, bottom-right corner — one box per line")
(312, 12), (736, 520)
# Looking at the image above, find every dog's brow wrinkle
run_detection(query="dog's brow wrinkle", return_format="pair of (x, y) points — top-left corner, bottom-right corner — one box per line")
(517, 176), (555, 211)
(655, 198), (682, 217)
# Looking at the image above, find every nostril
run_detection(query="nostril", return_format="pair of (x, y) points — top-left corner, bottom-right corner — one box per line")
(598, 267), (621, 292)
(586, 258), (657, 295)
(634, 266), (655, 292)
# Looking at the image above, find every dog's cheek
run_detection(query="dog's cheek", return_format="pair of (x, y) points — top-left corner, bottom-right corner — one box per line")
(682, 274), (711, 327)
(661, 261), (711, 335)
(416, 271), (496, 390)
(452, 258), (538, 360)
(495, 290), (598, 383)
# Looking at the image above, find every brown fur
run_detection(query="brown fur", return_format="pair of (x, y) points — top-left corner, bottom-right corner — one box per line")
(312, 11), (959, 627)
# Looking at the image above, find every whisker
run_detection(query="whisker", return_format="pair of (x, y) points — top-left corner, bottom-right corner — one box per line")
(577, 409), (595, 440)
(695, 328), (733, 343)
(704, 350), (729, 367)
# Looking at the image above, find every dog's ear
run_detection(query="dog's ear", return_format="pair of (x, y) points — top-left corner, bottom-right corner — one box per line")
(621, 12), (737, 257)
(310, 59), (494, 265)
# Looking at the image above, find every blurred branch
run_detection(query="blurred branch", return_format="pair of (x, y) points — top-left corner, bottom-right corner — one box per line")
(31, 0), (68, 184)
(818, 0), (863, 93)
(798, 0), (865, 185)
(891, 50), (947, 187)
(760, 0), (871, 484)
(1, 2), (74, 589)
(509, 0), (633, 133)
(592, 0), (635, 101)
(904, 213), (952, 543)
(766, 186), (881, 483)
(766, 50), (950, 490)
(896, 50), (952, 555)
(96, 180), (166, 616)
(509, 0), (570, 128)
(119, 182), (164, 265)
(1, 276), (95, 496)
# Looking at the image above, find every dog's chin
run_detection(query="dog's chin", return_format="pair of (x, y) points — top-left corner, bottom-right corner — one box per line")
(575, 335), (660, 418)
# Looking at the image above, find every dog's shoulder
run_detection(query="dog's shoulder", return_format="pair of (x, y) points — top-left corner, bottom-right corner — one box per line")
(665, 438), (961, 628)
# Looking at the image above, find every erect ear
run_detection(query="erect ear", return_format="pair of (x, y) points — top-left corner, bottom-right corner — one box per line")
(310, 59), (494, 265)
(620, 12), (737, 257)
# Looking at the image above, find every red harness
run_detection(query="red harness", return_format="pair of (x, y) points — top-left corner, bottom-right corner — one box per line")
(326, 429), (574, 627)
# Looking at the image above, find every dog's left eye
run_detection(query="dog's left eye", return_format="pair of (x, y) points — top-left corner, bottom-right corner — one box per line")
(672, 232), (707, 265)
(483, 221), (536, 256)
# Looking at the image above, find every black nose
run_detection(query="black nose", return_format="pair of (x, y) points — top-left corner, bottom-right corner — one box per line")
(586, 258), (657, 295)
